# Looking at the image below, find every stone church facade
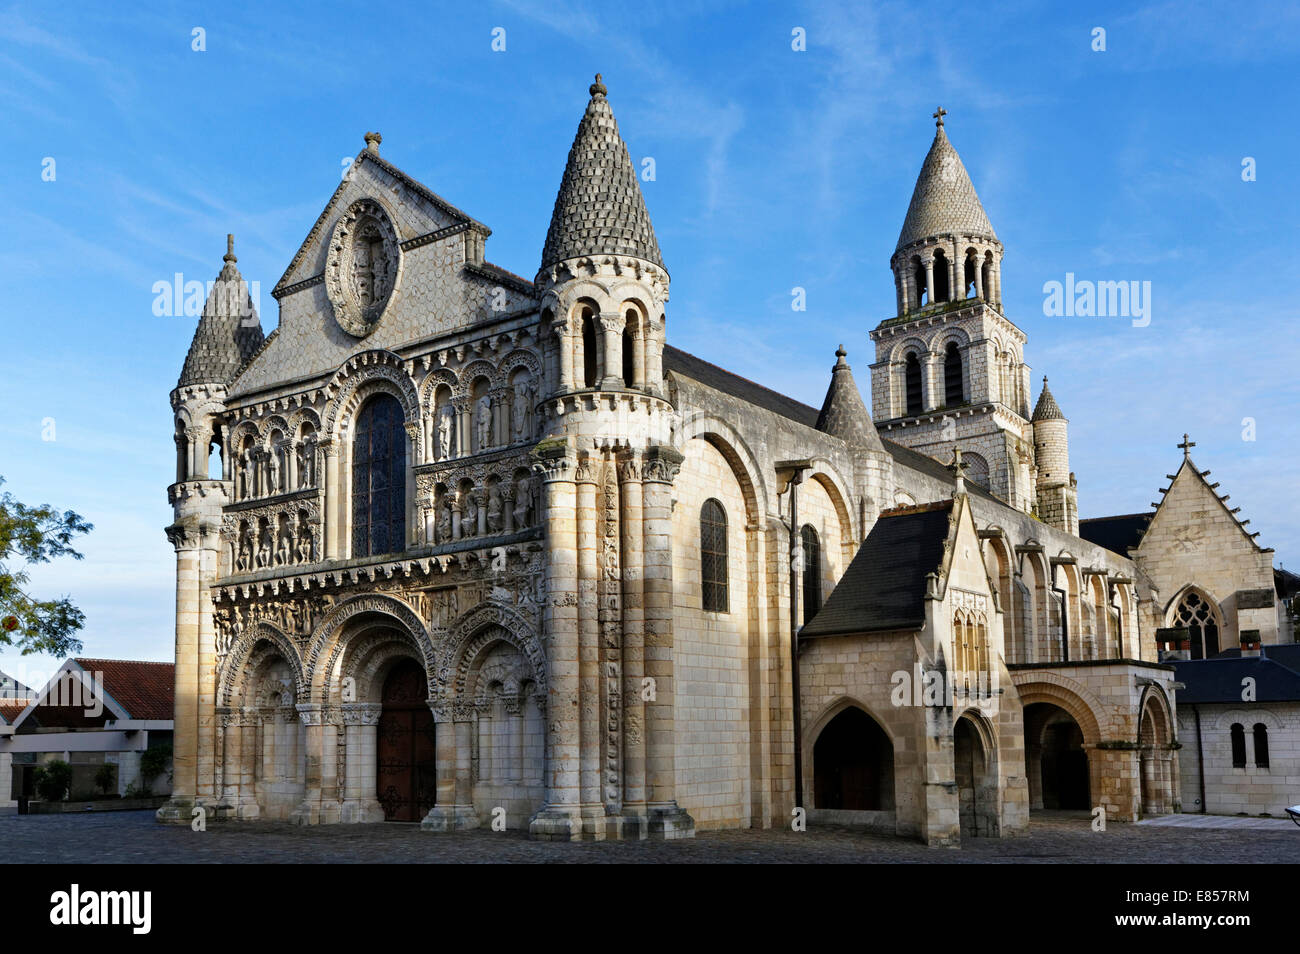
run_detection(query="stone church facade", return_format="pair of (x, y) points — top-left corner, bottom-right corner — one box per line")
(158, 78), (1290, 844)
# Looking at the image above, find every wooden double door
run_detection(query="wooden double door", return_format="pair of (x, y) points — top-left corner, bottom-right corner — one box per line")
(376, 659), (437, 822)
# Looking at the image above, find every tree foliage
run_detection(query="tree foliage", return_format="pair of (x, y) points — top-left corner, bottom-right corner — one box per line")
(0, 477), (93, 656)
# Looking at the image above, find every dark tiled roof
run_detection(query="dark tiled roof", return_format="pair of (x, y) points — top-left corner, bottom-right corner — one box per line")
(1078, 512), (1150, 556)
(1262, 644), (1300, 672)
(178, 253), (265, 388)
(74, 658), (175, 721)
(801, 501), (952, 638)
(539, 77), (663, 275)
(1031, 377), (1065, 422)
(816, 346), (884, 452)
(897, 125), (997, 251)
(1172, 656), (1300, 704)
(663, 345), (820, 428)
(1275, 567), (1300, 599)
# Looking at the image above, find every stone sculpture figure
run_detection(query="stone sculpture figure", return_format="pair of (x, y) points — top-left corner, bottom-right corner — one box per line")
(487, 485), (504, 533)
(238, 523), (254, 572)
(463, 490), (479, 537)
(437, 404), (454, 459)
(257, 523), (272, 569)
(241, 450), (254, 498)
(267, 448), (281, 494)
(295, 513), (312, 563)
(513, 474), (534, 528)
(511, 382), (529, 441)
(436, 495), (453, 544)
(475, 394), (492, 450)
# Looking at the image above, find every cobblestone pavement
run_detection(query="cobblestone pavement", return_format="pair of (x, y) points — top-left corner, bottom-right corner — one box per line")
(4, 810), (1296, 863)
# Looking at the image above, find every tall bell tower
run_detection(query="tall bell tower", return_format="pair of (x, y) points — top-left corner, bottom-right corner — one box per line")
(529, 74), (694, 842)
(869, 110), (1035, 511)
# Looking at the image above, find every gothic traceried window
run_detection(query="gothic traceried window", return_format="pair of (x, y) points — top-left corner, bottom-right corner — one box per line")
(352, 394), (406, 558)
(1172, 589), (1220, 660)
(801, 524), (821, 626)
(701, 498), (728, 613)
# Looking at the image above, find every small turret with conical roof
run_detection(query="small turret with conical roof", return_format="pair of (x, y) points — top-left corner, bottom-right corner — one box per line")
(817, 345), (893, 534)
(1032, 376), (1077, 533)
(536, 75), (670, 399)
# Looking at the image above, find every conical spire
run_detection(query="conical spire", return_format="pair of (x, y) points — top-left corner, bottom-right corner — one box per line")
(816, 345), (884, 451)
(896, 111), (997, 251)
(1032, 376), (1066, 422)
(539, 74), (664, 276)
(177, 235), (265, 388)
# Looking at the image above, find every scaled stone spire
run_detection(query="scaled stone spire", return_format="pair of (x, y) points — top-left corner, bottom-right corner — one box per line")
(816, 345), (884, 452)
(896, 112), (998, 251)
(1032, 376), (1066, 422)
(539, 74), (664, 277)
(177, 234), (265, 388)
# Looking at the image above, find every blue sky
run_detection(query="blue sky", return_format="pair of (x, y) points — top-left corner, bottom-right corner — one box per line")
(1, 0), (1297, 680)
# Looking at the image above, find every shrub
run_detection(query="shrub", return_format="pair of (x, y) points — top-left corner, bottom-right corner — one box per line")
(94, 762), (116, 796)
(139, 743), (172, 792)
(34, 759), (72, 802)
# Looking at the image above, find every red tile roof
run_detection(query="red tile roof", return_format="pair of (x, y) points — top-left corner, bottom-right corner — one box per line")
(0, 698), (33, 725)
(73, 659), (174, 721)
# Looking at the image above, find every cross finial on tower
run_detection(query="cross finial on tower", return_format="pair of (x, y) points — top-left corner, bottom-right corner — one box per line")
(223, 233), (236, 264)
(933, 106), (947, 127)
(1178, 433), (1196, 459)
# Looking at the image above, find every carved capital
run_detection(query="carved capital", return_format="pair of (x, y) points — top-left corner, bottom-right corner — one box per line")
(642, 445), (683, 485)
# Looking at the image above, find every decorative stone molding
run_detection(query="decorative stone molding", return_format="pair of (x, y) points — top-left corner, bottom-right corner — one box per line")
(325, 197), (402, 337)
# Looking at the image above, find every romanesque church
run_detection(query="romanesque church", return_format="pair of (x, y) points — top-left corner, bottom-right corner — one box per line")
(160, 75), (1294, 843)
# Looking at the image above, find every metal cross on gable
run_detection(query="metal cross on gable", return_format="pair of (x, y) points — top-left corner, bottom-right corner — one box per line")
(1178, 433), (1196, 458)
(933, 106), (947, 127)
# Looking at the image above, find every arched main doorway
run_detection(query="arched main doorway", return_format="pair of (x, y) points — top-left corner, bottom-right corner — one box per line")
(376, 659), (436, 822)
(1025, 702), (1090, 810)
(813, 706), (895, 811)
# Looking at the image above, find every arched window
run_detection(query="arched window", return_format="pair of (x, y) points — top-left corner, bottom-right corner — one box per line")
(1229, 723), (1246, 768)
(581, 310), (598, 388)
(352, 393), (407, 558)
(1253, 723), (1269, 768)
(801, 524), (821, 625)
(932, 249), (950, 302)
(905, 353), (923, 416)
(944, 342), (964, 406)
(700, 499), (728, 613)
(1172, 589), (1220, 660)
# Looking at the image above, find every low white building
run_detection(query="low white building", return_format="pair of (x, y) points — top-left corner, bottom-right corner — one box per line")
(1173, 645), (1300, 817)
(0, 658), (174, 812)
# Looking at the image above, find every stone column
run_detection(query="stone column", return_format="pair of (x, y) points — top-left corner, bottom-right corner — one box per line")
(219, 709), (240, 811)
(475, 487), (489, 537)
(924, 350), (942, 411)
(922, 255), (935, 307)
(618, 453), (648, 835)
(556, 320), (575, 392)
(641, 445), (695, 838)
(574, 457), (603, 837)
(157, 522), (201, 824)
(528, 444), (582, 840)
(631, 322), (646, 390)
(973, 254), (985, 301)
(194, 523), (220, 805)
(238, 711), (260, 818)
(340, 704), (383, 823)
(322, 441), (341, 560)
(599, 312), (626, 390)
(421, 705), (479, 830)
(454, 398), (472, 458)
(952, 238), (963, 299)
(502, 485), (516, 534)
(644, 318), (665, 397)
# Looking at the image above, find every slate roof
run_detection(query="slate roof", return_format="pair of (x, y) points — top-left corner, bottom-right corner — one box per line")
(662, 344), (1002, 503)
(816, 346), (885, 452)
(73, 658), (175, 721)
(1172, 655), (1300, 704)
(539, 75), (664, 276)
(1078, 512), (1150, 556)
(800, 501), (953, 638)
(177, 243), (265, 388)
(897, 124), (997, 251)
(1261, 643), (1300, 672)
(1031, 377), (1065, 422)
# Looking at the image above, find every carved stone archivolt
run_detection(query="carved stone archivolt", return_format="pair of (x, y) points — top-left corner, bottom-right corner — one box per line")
(326, 197), (402, 337)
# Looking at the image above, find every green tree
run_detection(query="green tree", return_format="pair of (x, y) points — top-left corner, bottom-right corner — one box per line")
(94, 762), (116, 796)
(140, 743), (172, 792)
(0, 477), (92, 656)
